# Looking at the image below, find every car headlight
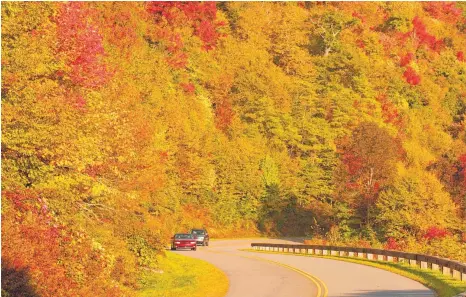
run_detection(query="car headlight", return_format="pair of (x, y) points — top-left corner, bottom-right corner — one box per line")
(175, 241), (180, 244)
(190, 241), (196, 244)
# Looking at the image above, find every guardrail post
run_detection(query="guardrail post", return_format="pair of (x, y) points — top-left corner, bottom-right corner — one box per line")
(462, 272), (466, 281)
(409, 259), (417, 267)
(452, 269), (461, 280)
(331, 249), (338, 256)
(432, 263), (440, 271)
(420, 261), (428, 269)
(323, 248), (328, 255)
(387, 256), (393, 262)
(442, 266), (450, 276)
(348, 251), (354, 257)
(377, 254), (384, 261)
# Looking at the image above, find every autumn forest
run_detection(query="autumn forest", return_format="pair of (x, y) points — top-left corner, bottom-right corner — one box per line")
(2, 2), (466, 296)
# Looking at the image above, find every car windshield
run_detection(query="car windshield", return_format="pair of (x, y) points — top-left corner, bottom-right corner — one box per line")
(191, 229), (205, 235)
(175, 234), (193, 239)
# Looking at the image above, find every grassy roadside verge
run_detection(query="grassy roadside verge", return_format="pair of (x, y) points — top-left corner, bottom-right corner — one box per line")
(243, 249), (466, 297)
(138, 252), (229, 297)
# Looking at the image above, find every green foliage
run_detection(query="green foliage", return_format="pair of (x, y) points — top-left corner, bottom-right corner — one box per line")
(376, 168), (458, 240)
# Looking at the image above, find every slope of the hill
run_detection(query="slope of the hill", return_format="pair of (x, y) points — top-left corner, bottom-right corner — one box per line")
(2, 2), (465, 296)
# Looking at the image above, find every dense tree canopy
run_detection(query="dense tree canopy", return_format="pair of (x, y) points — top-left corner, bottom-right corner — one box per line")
(2, 2), (465, 296)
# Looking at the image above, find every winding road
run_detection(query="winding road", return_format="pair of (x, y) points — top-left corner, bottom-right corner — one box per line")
(175, 238), (435, 297)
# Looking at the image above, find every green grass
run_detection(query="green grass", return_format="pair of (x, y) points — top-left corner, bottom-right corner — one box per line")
(244, 249), (466, 297)
(138, 252), (229, 297)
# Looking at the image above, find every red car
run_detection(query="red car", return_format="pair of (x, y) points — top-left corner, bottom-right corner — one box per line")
(171, 233), (197, 251)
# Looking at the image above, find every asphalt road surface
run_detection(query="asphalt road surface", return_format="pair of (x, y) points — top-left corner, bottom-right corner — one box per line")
(175, 238), (435, 297)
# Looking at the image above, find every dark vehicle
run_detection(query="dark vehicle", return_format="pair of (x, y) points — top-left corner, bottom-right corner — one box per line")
(191, 228), (209, 246)
(171, 233), (197, 251)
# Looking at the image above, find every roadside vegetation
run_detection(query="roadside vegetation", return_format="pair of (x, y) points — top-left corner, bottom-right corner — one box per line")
(247, 249), (466, 297)
(2, 2), (465, 296)
(138, 252), (229, 297)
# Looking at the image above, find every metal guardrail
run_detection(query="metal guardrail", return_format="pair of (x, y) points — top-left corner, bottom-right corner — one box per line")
(251, 243), (466, 282)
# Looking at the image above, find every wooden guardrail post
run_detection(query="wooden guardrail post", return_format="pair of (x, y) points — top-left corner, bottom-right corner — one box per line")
(442, 266), (451, 276)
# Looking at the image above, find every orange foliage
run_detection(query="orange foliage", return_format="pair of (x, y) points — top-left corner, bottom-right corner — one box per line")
(2, 190), (126, 297)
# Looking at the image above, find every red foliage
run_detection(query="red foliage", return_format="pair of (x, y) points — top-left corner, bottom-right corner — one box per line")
(373, 181), (380, 192)
(400, 52), (414, 67)
(180, 82), (195, 94)
(345, 182), (360, 190)
(147, 2), (225, 51)
(167, 51), (188, 68)
(459, 154), (466, 184)
(403, 66), (421, 85)
(74, 94), (87, 111)
(384, 237), (401, 250)
(423, 226), (449, 240)
(356, 239), (372, 248)
(103, 9), (138, 51)
(65, 90), (87, 111)
(457, 51), (465, 62)
(215, 100), (235, 131)
(352, 11), (366, 23)
(197, 19), (222, 51)
(84, 164), (105, 178)
(377, 94), (403, 127)
(424, 2), (463, 24)
(412, 16), (444, 52)
(56, 2), (111, 89)
(342, 152), (363, 175)
(159, 151), (169, 161)
(356, 39), (365, 49)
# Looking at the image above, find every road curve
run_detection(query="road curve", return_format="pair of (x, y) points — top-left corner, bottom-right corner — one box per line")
(176, 242), (318, 297)
(175, 238), (435, 297)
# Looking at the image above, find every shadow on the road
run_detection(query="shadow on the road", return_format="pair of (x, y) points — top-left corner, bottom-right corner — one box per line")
(337, 289), (434, 297)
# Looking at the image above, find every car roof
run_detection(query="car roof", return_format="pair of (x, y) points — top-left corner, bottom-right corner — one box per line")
(175, 233), (192, 235)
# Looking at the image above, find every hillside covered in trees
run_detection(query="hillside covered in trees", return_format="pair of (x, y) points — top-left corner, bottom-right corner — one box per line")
(2, 2), (466, 296)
